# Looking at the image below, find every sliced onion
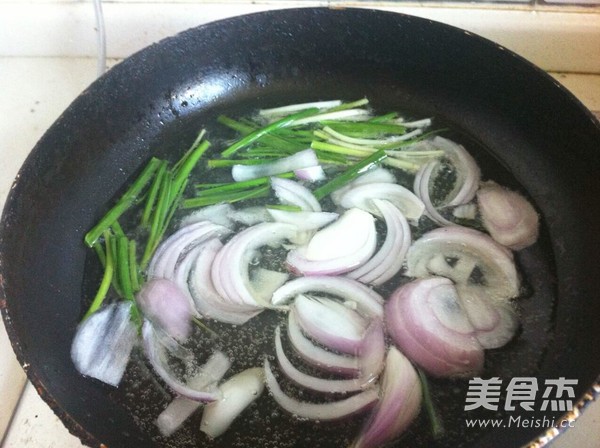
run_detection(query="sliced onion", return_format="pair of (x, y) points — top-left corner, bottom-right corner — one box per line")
(348, 199), (411, 285)
(156, 351), (231, 436)
(264, 359), (379, 421)
(431, 136), (481, 207)
(211, 222), (297, 307)
(148, 221), (231, 280)
(189, 239), (262, 325)
(271, 275), (383, 319)
(178, 203), (234, 229)
(457, 286), (519, 349)
(249, 268), (289, 305)
(358, 319), (386, 383)
(274, 327), (371, 393)
(406, 226), (520, 299)
(287, 308), (360, 376)
(293, 294), (368, 355)
(477, 181), (539, 250)
(142, 321), (224, 401)
(227, 205), (272, 226)
(267, 209), (338, 231)
(413, 160), (455, 226)
(286, 208), (377, 276)
(335, 182), (425, 223)
(386, 277), (484, 377)
(270, 177), (321, 212)
(294, 165), (326, 182)
(232, 149), (319, 182)
(136, 278), (194, 341)
(352, 347), (422, 448)
(201, 367), (265, 438)
(330, 167), (396, 205)
(71, 302), (137, 387)
(453, 203), (478, 220)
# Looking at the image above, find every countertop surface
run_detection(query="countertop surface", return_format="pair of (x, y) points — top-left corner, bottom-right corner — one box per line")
(1, 3), (599, 447)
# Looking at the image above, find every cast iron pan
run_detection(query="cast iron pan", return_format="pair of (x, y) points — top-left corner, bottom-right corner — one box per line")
(1, 7), (599, 448)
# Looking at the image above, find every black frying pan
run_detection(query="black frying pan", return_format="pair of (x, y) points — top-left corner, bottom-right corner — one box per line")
(1, 7), (599, 448)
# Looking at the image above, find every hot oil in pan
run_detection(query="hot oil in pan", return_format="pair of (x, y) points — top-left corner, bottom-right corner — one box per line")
(81, 108), (557, 448)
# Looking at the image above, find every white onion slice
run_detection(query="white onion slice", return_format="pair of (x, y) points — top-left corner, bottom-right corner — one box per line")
(386, 277), (484, 377)
(189, 239), (262, 325)
(413, 160), (455, 226)
(136, 278), (193, 341)
(330, 167), (396, 204)
(71, 302), (137, 387)
(232, 149), (319, 182)
(227, 206), (272, 226)
(336, 183), (425, 223)
(352, 347), (422, 448)
(249, 268), (289, 305)
(201, 367), (265, 438)
(287, 308), (360, 376)
(270, 177), (321, 212)
(477, 181), (539, 250)
(156, 351), (231, 436)
(406, 226), (520, 299)
(348, 199), (411, 285)
(264, 359), (379, 421)
(274, 327), (370, 393)
(286, 208), (377, 276)
(267, 209), (338, 231)
(142, 321), (223, 402)
(271, 275), (383, 319)
(294, 295), (368, 355)
(211, 222), (297, 307)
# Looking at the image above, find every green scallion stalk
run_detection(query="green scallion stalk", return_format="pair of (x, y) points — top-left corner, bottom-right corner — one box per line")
(84, 157), (161, 247)
(207, 159), (273, 169)
(141, 172), (172, 268)
(382, 157), (421, 173)
(172, 129), (207, 174)
(182, 185), (270, 209)
(82, 232), (114, 320)
(128, 240), (140, 292)
(417, 368), (445, 439)
(141, 161), (168, 227)
(313, 150), (387, 200)
(311, 140), (374, 158)
(116, 235), (134, 302)
(325, 97), (369, 113)
(221, 107), (319, 157)
(196, 173), (293, 196)
(265, 204), (303, 212)
(321, 121), (407, 137)
(172, 140), (210, 196)
(217, 115), (256, 134)
(368, 112), (398, 123)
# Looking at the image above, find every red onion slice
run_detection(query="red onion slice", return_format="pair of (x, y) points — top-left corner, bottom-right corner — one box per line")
(352, 347), (422, 448)
(431, 136), (481, 207)
(458, 286), (518, 349)
(189, 239), (263, 325)
(348, 199), (411, 285)
(406, 226), (520, 299)
(274, 327), (371, 394)
(286, 208), (377, 276)
(386, 277), (484, 377)
(271, 275), (384, 319)
(179, 203), (235, 229)
(330, 167), (396, 205)
(294, 294), (368, 355)
(211, 222), (297, 307)
(413, 160), (455, 226)
(477, 181), (539, 250)
(232, 149), (319, 182)
(267, 209), (338, 231)
(358, 319), (386, 383)
(136, 278), (194, 342)
(264, 359), (379, 421)
(142, 321), (224, 402)
(270, 177), (321, 212)
(201, 367), (265, 438)
(148, 221), (231, 280)
(287, 308), (360, 376)
(227, 206), (272, 226)
(156, 351), (231, 436)
(335, 182), (425, 223)
(249, 267), (290, 305)
(71, 302), (137, 387)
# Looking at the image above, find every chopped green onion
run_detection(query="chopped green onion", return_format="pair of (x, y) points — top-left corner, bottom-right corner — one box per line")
(325, 97), (369, 113)
(311, 140), (374, 158)
(116, 235), (134, 302)
(183, 185), (270, 209)
(196, 173), (293, 196)
(84, 157), (161, 247)
(172, 139), (210, 196)
(417, 369), (445, 439)
(128, 240), (140, 292)
(368, 112), (398, 123)
(321, 121), (407, 137)
(141, 161), (168, 227)
(221, 108), (319, 157)
(207, 159), (274, 168)
(313, 150), (387, 200)
(82, 231), (114, 320)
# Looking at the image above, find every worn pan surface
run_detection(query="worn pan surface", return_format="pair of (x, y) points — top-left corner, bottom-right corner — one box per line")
(1, 7), (599, 448)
